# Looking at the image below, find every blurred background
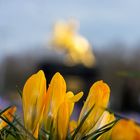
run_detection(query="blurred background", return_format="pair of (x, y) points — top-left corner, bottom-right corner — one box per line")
(1, 0), (140, 120)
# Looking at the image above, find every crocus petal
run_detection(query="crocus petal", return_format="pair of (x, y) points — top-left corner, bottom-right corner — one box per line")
(77, 81), (110, 137)
(44, 72), (66, 131)
(66, 91), (83, 115)
(22, 70), (46, 138)
(96, 112), (115, 140)
(111, 119), (140, 140)
(55, 101), (70, 140)
(67, 91), (83, 102)
(0, 106), (16, 130)
(89, 111), (115, 133)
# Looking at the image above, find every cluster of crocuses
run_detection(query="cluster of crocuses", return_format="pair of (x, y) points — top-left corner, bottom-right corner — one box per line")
(22, 70), (115, 140)
(1, 70), (140, 140)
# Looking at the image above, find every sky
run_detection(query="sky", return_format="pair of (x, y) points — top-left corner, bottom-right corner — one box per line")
(0, 0), (140, 57)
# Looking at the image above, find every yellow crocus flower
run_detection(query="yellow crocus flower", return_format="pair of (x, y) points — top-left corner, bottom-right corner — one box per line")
(0, 106), (16, 130)
(44, 72), (66, 132)
(75, 81), (110, 139)
(22, 70), (46, 138)
(111, 119), (140, 140)
(44, 72), (83, 135)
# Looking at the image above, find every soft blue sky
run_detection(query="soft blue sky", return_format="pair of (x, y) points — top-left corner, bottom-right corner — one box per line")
(0, 0), (140, 57)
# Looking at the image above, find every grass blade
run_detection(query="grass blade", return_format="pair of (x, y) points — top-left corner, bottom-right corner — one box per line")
(71, 104), (95, 140)
(82, 119), (118, 140)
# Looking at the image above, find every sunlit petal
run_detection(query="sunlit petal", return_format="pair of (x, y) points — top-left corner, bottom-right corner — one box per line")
(22, 70), (46, 138)
(97, 112), (115, 140)
(44, 72), (66, 131)
(77, 81), (110, 138)
(55, 101), (70, 140)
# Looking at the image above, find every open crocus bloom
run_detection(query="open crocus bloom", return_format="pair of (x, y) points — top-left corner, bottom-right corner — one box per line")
(44, 72), (83, 139)
(74, 81), (111, 139)
(0, 106), (16, 130)
(22, 70), (46, 138)
(111, 119), (140, 140)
